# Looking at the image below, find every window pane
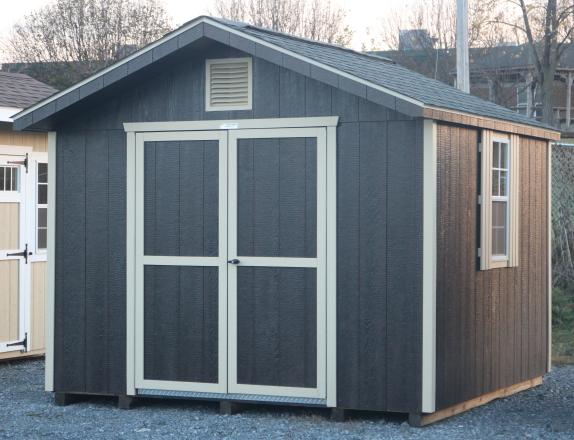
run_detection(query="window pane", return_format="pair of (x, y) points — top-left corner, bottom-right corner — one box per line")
(11, 167), (18, 191)
(500, 170), (508, 196)
(38, 207), (47, 228)
(5, 167), (11, 191)
(493, 142), (500, 168)
(492, 201), (507, 256)
(38, 163), (48, 183)
(38, 228), (47, 250)
(38, 184), (47, 204)
(500, 143), (508, 168)
(492, 170), (499, 196)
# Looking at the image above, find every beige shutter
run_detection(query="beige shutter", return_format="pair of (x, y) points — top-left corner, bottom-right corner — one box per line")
(205, 58), (252, 111)
(480, 130), (493, 270)
(509, 134), (520, 267)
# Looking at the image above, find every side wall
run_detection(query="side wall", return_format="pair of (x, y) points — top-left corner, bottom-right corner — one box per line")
(53, 39), (423, 411)
(435, 123), (548, 410)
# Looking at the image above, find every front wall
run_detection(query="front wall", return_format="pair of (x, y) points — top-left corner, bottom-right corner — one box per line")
(436, 123), (548, 409)
(53, 40), (423, 411)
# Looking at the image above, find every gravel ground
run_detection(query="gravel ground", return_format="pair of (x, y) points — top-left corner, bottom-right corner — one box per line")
(0, 359), (573, 439)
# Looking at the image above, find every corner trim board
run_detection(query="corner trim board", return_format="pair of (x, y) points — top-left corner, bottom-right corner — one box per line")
(126, 131), (136, 395)
(421, 119), (437, 413)
(45, 131), (56, 392)
(547, 141), (552, 372)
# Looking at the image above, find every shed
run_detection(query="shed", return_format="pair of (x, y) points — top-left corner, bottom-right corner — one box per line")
(0, 72), (56, 361)
(13, 16), (560, 425)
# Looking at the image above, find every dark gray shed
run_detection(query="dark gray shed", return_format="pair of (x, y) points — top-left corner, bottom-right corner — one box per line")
(13, 16), (560, 425)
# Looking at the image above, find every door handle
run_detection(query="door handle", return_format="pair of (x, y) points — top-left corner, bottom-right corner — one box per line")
(227, 259), (240, 265)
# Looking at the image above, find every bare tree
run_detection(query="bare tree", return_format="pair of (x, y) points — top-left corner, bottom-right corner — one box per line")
(212, 0), (353, 46)
(3, 0), (173, 89)
(499, 0), (574, 124)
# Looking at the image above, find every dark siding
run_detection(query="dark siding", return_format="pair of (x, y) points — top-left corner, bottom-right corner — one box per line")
(54, 40), (423, 411)
(435, 124), (548, 410)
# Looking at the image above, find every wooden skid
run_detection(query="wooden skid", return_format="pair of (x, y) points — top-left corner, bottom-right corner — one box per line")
(409, 376), (543, 427)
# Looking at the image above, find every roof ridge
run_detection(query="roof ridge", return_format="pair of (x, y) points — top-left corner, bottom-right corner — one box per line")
(209, 16), (396, 64)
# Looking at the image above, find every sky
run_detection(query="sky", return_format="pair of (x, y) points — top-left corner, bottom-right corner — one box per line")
(0, 0), (412, 57)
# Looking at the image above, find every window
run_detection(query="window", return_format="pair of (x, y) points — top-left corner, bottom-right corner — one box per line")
(0, 166), (20, 191)
(36, 162), (48, 251)
(480, 131), (520, 269)
(205, 57), (252, 111)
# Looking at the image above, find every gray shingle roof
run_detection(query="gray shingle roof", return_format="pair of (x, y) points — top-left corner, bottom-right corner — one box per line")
(0, 71), (57, 109)
(213, 18), (552, 129)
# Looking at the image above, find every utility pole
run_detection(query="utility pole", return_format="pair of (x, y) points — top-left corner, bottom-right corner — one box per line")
(456, 0), (470, 93)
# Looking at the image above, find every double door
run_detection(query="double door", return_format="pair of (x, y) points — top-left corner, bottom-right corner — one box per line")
(133, 126), (327, 402)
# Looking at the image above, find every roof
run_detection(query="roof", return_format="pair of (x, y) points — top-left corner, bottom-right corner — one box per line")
(13, 16), (558, 134)
(0, 71), (57, 109)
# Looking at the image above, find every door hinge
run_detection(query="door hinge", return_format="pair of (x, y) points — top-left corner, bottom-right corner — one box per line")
(7, 153), (28, 173)
(7, 243), (32, 264)
(7, 333), (27, 352)
(478, 194), (482, 205)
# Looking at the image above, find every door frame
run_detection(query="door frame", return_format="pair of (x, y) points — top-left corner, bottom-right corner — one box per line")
(0, 149), (30, 353)
(125, 117), (338, 407)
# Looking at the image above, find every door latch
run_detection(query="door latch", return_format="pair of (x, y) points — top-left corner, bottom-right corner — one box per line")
(227, 259), (240, 265)
(7, 243), (32, 264)
(7, 333), (27, 352)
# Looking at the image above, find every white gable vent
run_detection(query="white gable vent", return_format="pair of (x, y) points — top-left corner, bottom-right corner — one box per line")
(206, 58), (252, 111)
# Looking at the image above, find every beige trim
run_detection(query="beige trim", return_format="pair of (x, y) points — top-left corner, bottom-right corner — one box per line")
(14, 16), (421, 123)
(205, 57), (252, 112)
(421, 120), (437, 413)
(0, 145), (34, 155)
(45, 131), (56, 391)
(509, 134), (520, 267)
(547, 141), (552, 372)
(480, 130), (519, 270)
(124, 117), (339, 133)
(126, 131), (136, 395)
(326, 125), (337, 407)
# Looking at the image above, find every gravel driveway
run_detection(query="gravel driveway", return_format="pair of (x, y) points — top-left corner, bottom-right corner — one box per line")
(0, 359), (573, 439)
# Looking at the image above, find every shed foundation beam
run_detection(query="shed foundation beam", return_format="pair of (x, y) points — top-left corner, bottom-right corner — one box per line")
(219, 401), (244, 415)
(408, 376), (542, 427)
(54, 392), (81, 406)
(118, 395), (136, 410)
(330, 408), (348, 422)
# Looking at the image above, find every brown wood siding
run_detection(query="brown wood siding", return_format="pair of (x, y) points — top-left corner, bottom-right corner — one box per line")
(435, 123), (548, 410)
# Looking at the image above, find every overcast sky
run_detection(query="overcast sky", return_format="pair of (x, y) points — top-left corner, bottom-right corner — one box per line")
(0, 0), (411, 54)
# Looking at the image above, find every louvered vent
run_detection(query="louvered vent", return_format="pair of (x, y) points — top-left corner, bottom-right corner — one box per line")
(206, 58), (252, 111)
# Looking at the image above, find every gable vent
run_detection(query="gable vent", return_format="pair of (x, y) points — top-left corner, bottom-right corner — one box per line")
(206, 58), (252, 111)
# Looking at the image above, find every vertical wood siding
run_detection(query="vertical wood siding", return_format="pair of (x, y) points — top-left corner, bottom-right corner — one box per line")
(53, 40), (423, 410)
(435, 124), (548, 410)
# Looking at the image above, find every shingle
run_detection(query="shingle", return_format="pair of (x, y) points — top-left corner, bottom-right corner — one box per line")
(0, 72), (57, 109)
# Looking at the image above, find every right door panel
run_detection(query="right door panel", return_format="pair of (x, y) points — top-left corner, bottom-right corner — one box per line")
(228, 128), (326, 399)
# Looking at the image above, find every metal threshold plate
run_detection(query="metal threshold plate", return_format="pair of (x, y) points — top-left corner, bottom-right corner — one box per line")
(137, 389), (327, 406)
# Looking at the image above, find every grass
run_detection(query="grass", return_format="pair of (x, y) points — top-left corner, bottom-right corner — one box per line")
(552, 285), (574, 364)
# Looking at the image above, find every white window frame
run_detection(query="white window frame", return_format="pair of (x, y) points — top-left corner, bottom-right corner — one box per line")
(480, 130), (520, 270)
(33, 159), (48, 256)
(491, 138), (510, 262)
(205, 57), (253, 112)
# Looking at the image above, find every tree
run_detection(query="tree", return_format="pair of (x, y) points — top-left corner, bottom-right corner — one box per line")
(504, 0), (574, 124)
(212, 0), (353, 46)
(3, 0), (173, 89)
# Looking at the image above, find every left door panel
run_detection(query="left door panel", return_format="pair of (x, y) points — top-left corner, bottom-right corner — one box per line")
(134, 132), (227, 394)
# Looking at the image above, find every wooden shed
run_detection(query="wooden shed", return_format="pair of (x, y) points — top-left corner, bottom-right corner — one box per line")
(0, 72), (56, 361)
(13, 16), (560, 425)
